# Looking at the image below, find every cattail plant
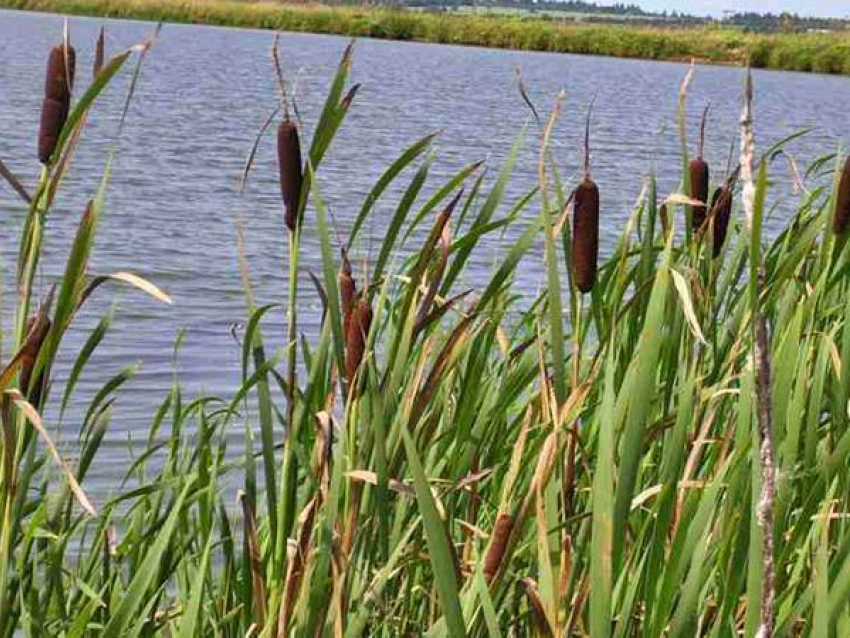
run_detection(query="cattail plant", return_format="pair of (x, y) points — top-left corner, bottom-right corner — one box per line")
(278, 120), (303, 231)
(709, 187), (723, 251)
(572, 102), (599, 294)
(345, 296), (372, 384)
(18, 295), (53, 407)
(659, 202), (671, 241)
(271, 36), (303, 232)
(483, 512), (514, 582)
(689, 105), (710, 234)
(38, 41), (76, 164)
(709, 167), (739, 258)
(340, 249), (359, 372)
(833, 156), (850, 235)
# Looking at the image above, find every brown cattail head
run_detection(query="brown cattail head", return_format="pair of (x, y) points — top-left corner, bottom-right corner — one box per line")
(659, 202), (670, 240)
(709, 167), (739, 258)
(572, 178), (599, 294)
(345, 297), (372, 384)
(483, 512), (514, 582)
(44, 44), (76, 102)
(38, 98), (70, 165)
(94, 27), (105, 77)
(689, 157), (710, 233)
(19, 314), (52, 402)
(689, 104), (711, 234)
(833, 157), (850, 235)
(277, 121), (303, 232)
(522, 577), (554, 637)
(39, 43), (76, 164)
(709, 187), (723, 253)
(711, 187), (732, 258)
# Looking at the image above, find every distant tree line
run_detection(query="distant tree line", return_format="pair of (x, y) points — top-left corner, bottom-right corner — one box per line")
(351, 0), (849, 32)
(724, 12), (849, 34)
(398, 0), (651, 14)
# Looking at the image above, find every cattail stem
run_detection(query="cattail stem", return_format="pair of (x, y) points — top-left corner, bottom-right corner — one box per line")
(271, 36), (303, 580)
(274, 228), (301, 580)
(740, 66), (775, 638)
(698, 103), (710, 159)
(565, 294), (584, 518)
(583, 97), (596, 181)
(15, 166), (51, 355)
(754, 294), (776, 638)
(271, 33), (291, 121)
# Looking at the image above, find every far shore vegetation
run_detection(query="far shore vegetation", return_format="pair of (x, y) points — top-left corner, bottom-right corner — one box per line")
(3, 0), (850, 75)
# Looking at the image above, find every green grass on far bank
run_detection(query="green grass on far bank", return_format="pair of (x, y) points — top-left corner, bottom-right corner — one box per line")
(4, 0), (850, 75)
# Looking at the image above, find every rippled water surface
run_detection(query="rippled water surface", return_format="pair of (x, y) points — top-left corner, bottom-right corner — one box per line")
(1, 9), (848, 496)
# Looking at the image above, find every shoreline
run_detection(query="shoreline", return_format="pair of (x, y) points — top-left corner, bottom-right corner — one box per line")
(3, 0), (849, 76)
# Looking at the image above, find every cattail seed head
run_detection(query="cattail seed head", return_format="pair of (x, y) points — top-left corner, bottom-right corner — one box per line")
(833, 157), (850, 235)
(39, 44), (75, 165)
(659, 202), (670, 239)
(20, 314), (51, 401)
(572, 178), (599, 294)
(710, 186), (733, 258)
(277, 121), (303, 232)
(44, 44), (76, 102)
(709, 167), (739, 258)
(521, 578), (552, 637)
(689, 157), (710, 233)
(38, 98), (69, 165)
(483, 512), (514, 582)
(345, 297), (372, 383)
(339, 253), (356, 317)
(709, 187), (722, 250)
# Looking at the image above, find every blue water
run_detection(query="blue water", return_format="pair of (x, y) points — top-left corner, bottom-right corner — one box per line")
(0, 8), (848, 497)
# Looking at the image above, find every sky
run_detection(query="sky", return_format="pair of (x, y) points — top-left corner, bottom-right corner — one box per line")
(616, 1), (848, 18)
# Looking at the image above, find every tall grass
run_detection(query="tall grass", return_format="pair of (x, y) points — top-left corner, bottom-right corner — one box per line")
(4, 0), (850, 76)
(2, 28), (850, 637)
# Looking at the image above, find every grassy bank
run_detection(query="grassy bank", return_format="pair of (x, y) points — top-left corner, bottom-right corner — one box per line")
(4, 0), (850, 75)
(5, 24), (850, 637)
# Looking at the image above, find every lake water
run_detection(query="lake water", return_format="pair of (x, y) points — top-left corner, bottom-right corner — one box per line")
(0, 9), (848, 498)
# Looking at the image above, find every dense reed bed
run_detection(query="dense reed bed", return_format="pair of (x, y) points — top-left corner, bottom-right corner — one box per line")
(3, 26), (850, 638)
(4, 0), (850, 76)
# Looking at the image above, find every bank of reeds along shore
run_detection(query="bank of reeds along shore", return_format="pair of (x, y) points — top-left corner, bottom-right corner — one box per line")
(3, 23), (850, 637)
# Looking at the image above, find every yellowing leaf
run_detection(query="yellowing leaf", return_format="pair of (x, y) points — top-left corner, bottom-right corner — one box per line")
(671, 268), (707, 346)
